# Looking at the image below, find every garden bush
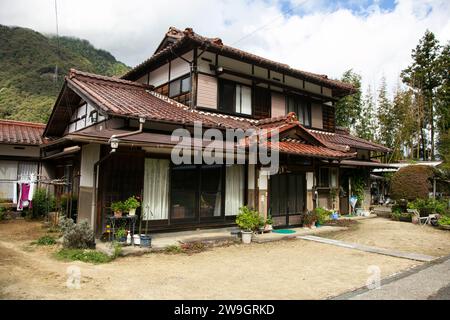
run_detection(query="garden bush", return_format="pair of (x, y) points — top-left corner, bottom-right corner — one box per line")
(408, 198), (448, 216)
(58, 216), (95, 249)
(390, 165), (434, 201)
(315, 207), (332, 225)
(31, 187), (55, 219)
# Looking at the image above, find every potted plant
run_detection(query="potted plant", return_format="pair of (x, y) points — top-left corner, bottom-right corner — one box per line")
(235, 206), (260, 244)
(438, 215), (450, 230)
(115, 227), (127, 242)
(111, 201), (124, 218)
(302, 210), (318, 228)
(124, 196), (140, 216)
(315, 207), (331, 227)
(264, 215), (273, 232)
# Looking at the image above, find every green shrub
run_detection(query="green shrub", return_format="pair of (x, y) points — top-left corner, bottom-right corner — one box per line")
(235, 206), (261, 231)
(58, 216), (95, 249)
(31, 187), (55, 219)
(438, 216), (450, 226)
(0, 206), (5, 221)
(35, 235), (56, 246)
(408, 198), (448, 215)
(55, 248), (111, 264)
(315, 207), (332, 225)
(391, 166), (434, 201)
(60, 193), (77, 217)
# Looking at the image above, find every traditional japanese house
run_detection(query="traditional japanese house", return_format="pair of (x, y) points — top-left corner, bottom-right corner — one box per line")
(0, 120), (46, 206)
(41, 27), (391, 234)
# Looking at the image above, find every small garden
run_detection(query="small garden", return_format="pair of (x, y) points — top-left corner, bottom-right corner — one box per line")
(389, 165), (450, 229)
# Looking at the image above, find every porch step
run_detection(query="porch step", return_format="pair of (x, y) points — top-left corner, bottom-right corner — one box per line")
(298, 235), (436, 262)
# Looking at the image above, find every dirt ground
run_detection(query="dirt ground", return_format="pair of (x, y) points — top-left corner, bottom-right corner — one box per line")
(325, 218), (450, 257)
(1, 217), (449, 300)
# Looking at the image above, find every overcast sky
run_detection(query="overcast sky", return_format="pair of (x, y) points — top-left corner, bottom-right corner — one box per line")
(1, 0), (449, 96)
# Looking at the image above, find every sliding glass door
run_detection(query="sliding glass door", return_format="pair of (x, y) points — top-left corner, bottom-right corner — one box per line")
(170, 165), (198, 221)
(170, 165), (226, 223)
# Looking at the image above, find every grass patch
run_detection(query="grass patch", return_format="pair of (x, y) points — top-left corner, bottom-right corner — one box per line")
(33, 235), (57, 246)
(164, 245), (183, 254)
(55, 248), (112, 264)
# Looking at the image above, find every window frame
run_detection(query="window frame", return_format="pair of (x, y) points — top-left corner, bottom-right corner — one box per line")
(286, 94), (312, 127)
(218, 78), (253, 116)
(169, 74), (191, 98)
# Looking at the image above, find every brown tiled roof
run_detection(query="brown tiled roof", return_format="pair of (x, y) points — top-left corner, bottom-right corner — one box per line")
(270, 139), (352, 159)
(0, 119), (45, 145)
(122, 27), (355, 97)
(308, 129), (391, 153)
(56, 69), (387, 159)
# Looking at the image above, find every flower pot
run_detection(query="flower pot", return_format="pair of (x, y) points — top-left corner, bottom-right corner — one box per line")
(264, 224), (273, 232)
(241, 230), (253, 244)
(114, 211), (122, 218)
(128, 208), (136, 216)
(140, 234), (152, 247)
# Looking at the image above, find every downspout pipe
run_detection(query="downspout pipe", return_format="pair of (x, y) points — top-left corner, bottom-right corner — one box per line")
(108, 117), (146, 147)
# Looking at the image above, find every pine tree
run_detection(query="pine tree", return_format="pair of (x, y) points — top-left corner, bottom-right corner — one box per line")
(390, 87), (416, 161)
(356, 85), (377, 141)
(401, 30), (442, 160)
(377, 77), (396, 152)
(335, 69), (362, 132)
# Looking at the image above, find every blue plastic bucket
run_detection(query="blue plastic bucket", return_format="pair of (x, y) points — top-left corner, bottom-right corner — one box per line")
(140, 235), (152, 248)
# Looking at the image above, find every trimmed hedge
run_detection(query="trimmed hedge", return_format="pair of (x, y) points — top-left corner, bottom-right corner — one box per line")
(390, 165), (434, 201)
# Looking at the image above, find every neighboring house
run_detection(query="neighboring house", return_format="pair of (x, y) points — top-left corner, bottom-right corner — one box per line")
(41, 27), (391, 234)
(0, 120), (45, 206)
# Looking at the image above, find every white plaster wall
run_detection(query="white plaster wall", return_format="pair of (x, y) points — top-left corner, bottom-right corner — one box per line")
(170, 51), (193, 80)
(149, 64), (170, 87)
(80, 144), (100, 188)
(0, 145), (40, 158)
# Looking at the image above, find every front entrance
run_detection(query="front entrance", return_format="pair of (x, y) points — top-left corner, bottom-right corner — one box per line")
(269, 172), (306, 227)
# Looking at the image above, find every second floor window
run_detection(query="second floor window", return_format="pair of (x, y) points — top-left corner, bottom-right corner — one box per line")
(286, 95), (311, 127)
(218, 79), (252, 115)
(169, 75), (191, 98)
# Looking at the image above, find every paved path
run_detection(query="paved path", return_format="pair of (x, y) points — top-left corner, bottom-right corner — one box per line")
(298, 235), (436, 262)
(333, 256), (450, 300)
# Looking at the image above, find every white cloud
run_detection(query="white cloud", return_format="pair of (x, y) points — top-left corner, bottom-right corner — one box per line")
(0, 0), (449, 95)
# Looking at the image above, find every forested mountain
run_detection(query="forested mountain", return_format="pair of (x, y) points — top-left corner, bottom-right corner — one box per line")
(0, 25), (130, 123)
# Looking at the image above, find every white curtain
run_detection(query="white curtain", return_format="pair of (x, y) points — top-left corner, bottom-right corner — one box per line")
(225, 165), (244, 216)
(0, 160), (18, 201)
(18, 162), (38, 178)
(143, 159), (169, 220)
